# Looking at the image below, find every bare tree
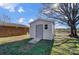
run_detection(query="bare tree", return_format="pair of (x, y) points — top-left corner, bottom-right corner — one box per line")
(42, 3), (79, 37)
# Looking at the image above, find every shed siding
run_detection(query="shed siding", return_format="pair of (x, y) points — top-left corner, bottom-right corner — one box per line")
(30, 24), (36, 38)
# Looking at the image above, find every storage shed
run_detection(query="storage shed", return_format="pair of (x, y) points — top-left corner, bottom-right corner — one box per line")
(29, 19), (55, 42)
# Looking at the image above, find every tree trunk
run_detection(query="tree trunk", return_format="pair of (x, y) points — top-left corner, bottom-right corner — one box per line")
(69, 25), (78, 37)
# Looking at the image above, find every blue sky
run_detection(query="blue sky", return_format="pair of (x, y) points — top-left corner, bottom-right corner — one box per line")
(0, 3), (43, 25)
(0, 3), (71, 28)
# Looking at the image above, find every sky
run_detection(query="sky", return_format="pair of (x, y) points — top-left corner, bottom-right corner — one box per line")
(0, 3), (43, 25)
(0, 3), (70, 28)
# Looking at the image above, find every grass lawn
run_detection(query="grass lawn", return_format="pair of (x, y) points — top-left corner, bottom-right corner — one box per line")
(0, 34), (79, 55)
(51, 29), (79, 55)
(0, 38), (31, 54)
(0, 35), (29, 44)
(26, 40), (54, 55)
(1, 35), (79, 55)
(51, 38), (79, 55)
(0, 36), (54, 55)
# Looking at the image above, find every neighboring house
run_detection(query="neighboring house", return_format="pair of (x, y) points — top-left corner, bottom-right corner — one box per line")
(29, 18), (55, 42)
(0, 22), (29, 37)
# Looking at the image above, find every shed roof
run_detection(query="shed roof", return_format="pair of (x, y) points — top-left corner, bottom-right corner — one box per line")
(30, 18), (54, 24)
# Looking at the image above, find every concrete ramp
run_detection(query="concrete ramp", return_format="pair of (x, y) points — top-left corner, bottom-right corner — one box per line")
(29, 38), (41, 44)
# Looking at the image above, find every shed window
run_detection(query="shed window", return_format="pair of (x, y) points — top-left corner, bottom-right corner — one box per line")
(45, 24), (48, 29)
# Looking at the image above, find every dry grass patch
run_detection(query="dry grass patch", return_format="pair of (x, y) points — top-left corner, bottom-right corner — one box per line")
(0, 34), (29, 44)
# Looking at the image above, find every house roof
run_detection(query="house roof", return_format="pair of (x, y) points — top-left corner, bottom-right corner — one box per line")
(0, 22), (27, 28)
(30, 18), (54, 24)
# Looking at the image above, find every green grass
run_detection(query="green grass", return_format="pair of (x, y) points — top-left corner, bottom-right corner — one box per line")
(0, 38), (31, 55)
(0, 38), (54, 55)
(51, 38), (79, 55)
(26, 40), (54, 55)
(1, 36), (79, 55)
(0, 36), (79, 55)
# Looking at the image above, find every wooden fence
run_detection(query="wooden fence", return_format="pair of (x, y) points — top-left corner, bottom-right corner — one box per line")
(0, 26), (29, 37)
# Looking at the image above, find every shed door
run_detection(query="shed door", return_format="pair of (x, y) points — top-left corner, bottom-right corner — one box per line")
(36, 24), (43, 39)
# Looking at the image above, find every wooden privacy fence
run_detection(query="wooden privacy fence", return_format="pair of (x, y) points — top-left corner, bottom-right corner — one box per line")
(0, 26), (29, 37)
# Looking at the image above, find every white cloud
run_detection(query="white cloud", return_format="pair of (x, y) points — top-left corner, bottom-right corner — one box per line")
(18, 17), (25, 23)
(0, 3), (18, 12)
(0, 3), (25, 13)
(18, 7), (24, 13)
(28, 18), (34, 23)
